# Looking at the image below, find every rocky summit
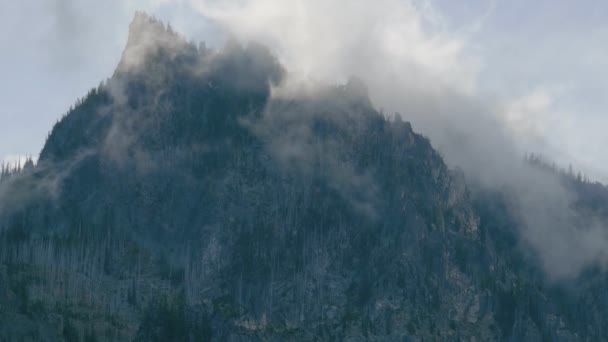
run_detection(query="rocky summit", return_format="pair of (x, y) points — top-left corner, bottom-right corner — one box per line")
(2, 13), (608, 341)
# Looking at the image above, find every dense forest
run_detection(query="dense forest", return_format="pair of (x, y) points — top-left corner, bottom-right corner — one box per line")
(2, 13), (608, 341)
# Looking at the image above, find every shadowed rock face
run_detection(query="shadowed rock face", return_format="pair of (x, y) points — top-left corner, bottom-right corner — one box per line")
(1, 13), (608, 342)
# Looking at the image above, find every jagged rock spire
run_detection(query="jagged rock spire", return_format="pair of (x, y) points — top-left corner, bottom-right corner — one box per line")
(115, 12), (189, 74)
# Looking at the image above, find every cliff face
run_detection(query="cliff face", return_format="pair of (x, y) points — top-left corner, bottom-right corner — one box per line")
(0, 14), (606, 341)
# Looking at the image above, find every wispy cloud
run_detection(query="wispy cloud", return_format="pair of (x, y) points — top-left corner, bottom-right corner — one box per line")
(3, 0), (608, 280)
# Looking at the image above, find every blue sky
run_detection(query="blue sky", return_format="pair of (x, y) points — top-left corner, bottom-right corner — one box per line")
(1, 0), (608, 180)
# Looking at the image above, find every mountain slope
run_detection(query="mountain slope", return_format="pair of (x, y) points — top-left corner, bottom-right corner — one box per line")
(0, 13), (606, 341)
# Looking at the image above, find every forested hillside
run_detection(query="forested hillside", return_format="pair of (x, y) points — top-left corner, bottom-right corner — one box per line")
(1, 13), (608, 341)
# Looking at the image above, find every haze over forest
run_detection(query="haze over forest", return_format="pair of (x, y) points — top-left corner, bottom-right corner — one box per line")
(2, 1), (608, 341)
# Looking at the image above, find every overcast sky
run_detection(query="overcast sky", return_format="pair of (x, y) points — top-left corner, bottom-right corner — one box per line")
(2, 0), (608, 180)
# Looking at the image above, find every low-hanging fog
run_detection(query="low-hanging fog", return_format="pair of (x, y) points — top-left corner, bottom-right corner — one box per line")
(186, 0), (608, 280)
(3, 0), (608, 280)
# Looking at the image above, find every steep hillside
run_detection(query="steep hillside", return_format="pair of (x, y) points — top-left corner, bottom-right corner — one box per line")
(0, 13), (607, 341)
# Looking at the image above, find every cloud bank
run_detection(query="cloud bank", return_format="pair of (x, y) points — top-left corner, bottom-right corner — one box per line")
(182, 0), (608, 280)
(3, 0), (608, 280)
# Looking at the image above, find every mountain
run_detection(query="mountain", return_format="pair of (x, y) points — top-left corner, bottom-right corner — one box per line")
(2, 13), (608, 341)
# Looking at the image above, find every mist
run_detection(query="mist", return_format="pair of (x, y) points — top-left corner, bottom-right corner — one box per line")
(180, 0), (608, 280)
(2, 0), (607, 280)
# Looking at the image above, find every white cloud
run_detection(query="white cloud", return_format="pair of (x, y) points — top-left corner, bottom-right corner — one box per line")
(3, 0), (608, 279)
(189, 0), (478, 92)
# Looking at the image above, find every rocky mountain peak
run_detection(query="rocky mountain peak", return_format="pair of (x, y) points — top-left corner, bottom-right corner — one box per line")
(116, 12), (190, 74)
(4, 12), (608, 342)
